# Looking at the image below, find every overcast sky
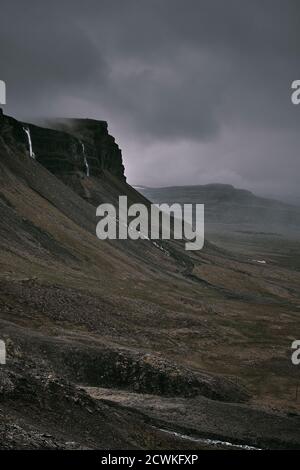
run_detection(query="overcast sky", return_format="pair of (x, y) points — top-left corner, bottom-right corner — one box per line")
(1, 0), (300, 203)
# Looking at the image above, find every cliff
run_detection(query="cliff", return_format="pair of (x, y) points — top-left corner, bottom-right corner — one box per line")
(46, 118), (125, 180)
(0, 110), (125, 182)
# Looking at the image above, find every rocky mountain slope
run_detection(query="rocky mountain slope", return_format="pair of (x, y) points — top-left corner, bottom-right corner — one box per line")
(0, 110), (299, 449)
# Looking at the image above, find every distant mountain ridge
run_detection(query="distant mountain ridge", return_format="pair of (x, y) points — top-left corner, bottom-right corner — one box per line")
(138, 184), (300, 230)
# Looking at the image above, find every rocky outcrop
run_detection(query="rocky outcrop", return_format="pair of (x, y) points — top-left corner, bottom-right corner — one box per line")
(0, 110), (125, 181)
(46, 118), (125, 180)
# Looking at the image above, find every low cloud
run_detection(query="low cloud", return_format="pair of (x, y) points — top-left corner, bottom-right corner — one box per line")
(1, 0), (300, 202)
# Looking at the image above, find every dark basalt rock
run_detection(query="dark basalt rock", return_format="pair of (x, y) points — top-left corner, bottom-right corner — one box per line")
(46, 118), (126, 180)
(0, 110), (126, 181)
(0, 110), (30, 153)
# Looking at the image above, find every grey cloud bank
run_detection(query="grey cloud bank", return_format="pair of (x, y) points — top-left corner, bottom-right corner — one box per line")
(1, 0), (300, 203)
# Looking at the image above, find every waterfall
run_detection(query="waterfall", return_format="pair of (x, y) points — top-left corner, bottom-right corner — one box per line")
(23, 127), (35, 159)
(81, 142), (90, 177)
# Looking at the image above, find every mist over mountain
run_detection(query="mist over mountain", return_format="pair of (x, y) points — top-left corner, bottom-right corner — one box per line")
(139, 184), (300, 233)
(1, 0), (300, 203)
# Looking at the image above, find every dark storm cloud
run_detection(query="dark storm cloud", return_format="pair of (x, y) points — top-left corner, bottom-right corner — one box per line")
(0, 3), (107, 110)
(1, 0), (300, 201)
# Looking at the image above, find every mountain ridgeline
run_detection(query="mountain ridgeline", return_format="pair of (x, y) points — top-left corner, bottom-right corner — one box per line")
(139, 184), (300, 233)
